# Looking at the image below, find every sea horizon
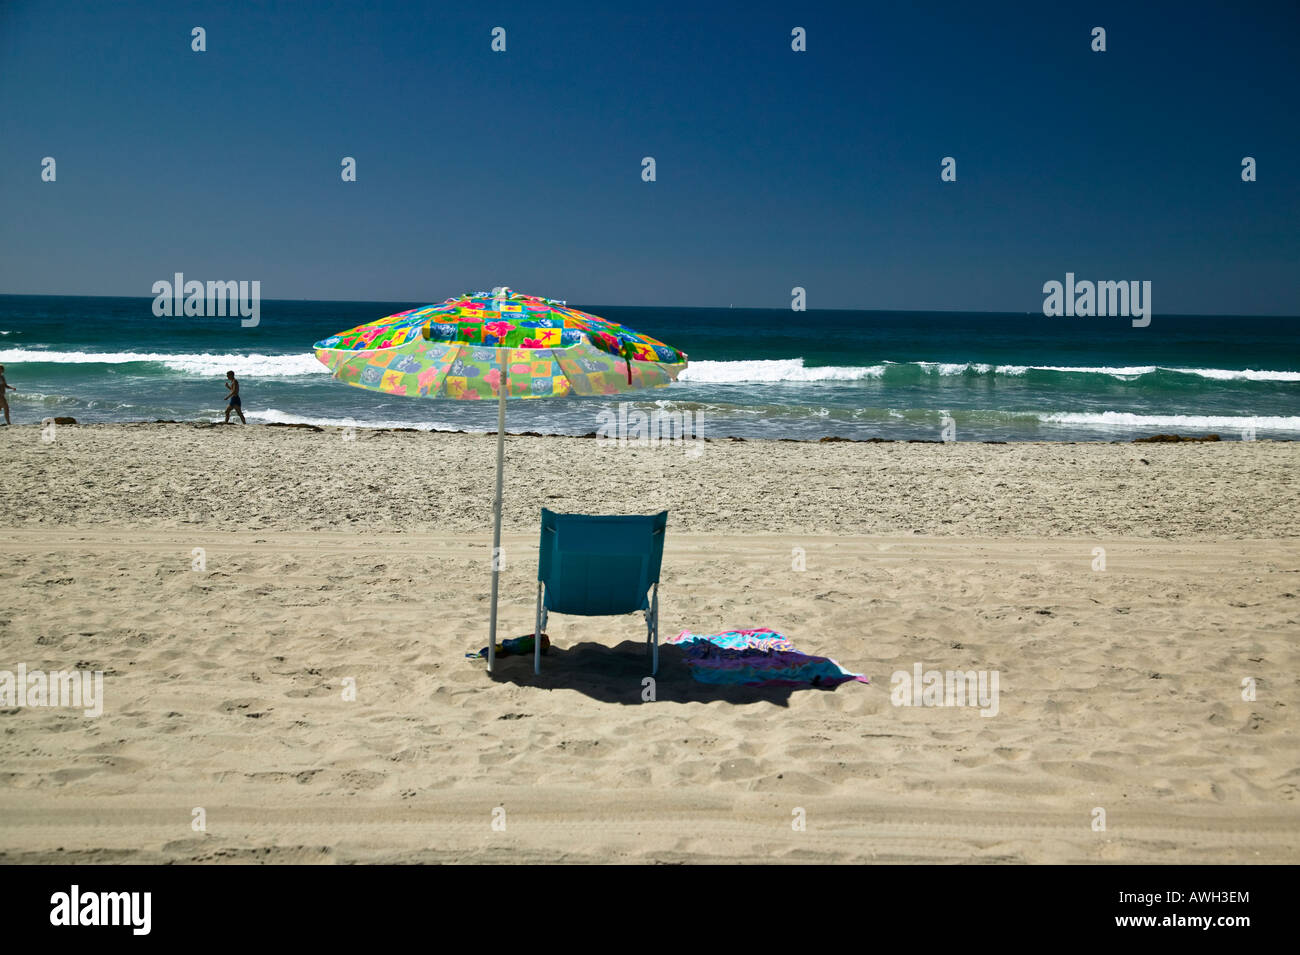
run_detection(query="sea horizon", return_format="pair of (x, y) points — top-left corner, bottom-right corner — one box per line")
(4, 290), (1300, 319)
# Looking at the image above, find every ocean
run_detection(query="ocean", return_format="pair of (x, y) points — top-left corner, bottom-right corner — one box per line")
(2, 294), (1298, 442)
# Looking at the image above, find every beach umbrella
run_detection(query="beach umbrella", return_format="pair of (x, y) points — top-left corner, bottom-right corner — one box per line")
(312, 288), (688, 673)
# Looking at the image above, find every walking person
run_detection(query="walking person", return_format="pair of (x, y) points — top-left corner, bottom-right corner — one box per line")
(0, 365), (14, 425)
(223, 370), (246, 424)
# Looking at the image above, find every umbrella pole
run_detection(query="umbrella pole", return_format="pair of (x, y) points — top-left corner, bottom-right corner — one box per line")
(487, 360), (508, 674)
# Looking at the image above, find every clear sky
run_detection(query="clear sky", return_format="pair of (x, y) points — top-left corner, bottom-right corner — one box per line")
(1, 0), (1297, 313)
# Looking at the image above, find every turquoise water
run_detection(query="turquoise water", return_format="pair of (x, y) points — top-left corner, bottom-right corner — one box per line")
(2, 294), (1298, 441)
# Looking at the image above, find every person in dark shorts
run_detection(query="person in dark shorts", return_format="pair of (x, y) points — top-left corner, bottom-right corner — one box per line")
(223, 370), (246, 424)
(0, 365), (13, 425)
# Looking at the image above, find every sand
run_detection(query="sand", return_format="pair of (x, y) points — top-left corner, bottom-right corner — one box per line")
(0, 422), (1297, 863)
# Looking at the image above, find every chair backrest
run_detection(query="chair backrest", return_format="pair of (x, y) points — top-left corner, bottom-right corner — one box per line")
(538, 508), (667, 616)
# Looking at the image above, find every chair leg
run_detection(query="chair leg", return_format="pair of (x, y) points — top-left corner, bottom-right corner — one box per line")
(645, 601), (653, 660)
(534, 582), (543, 675)
(650, 584), (659, 675)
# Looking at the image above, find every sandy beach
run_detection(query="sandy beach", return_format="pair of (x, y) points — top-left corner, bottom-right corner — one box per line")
(1, 422), (1297, 863)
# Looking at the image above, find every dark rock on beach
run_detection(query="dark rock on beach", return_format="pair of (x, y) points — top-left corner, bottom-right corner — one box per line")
(1133, 434), (1221, 443)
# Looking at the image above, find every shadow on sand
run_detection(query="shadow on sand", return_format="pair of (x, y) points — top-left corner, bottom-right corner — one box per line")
(484, 640), (861, 707)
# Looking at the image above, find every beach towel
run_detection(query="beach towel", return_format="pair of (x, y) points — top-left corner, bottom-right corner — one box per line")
(667, 628), (868, 688)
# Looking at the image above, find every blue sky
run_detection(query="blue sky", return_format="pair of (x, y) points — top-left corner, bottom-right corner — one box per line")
(1, 0), (1296, 312)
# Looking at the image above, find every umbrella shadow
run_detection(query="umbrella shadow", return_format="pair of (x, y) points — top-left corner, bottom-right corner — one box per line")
(485, 640), (855, 707)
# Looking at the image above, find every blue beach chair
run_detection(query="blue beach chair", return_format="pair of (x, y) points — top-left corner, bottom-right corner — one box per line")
(534, 508), (668, 675)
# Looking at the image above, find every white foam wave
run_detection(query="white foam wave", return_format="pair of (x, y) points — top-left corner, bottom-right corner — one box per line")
(3, 347), (1298, 385)
(678, 358), (884, 382)
(916, 361), (997, 375)
(246, 409), (466, 431)
(245, 408), (568, 435)
(677, 358), (1300, 383)
(914, 362), (1160, 378)
(163, 353), (324, 376)
(1039, 412), (1300, 431)
(1008, 365), (1300, 381)
(887, 361), (1300, 381)
(0, 349), (325, 377)
(1008, 365), (1156, 377)
(1173, 367), (1300, 382)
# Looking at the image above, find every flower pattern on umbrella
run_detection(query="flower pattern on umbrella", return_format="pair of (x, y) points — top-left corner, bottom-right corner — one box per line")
(313, 288), (688, 399)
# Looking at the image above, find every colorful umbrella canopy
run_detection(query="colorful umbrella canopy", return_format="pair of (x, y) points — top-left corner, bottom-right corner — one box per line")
(312, 288), (688, 675)
(312, 289), (687, 400)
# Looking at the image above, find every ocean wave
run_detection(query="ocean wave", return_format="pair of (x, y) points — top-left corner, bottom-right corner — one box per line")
(1171, 367), (1300, 382)
(4, 391), (82, 406)
(951, 363), (1300, 381)
(3, 347), (1298, 386)
(915, 361), (1001, 375)
(245, 407), (564, 434)
(1038, 411), (1300, 431)
(912, 362), (1300, 380)
(678, 358), (885, 382)
(997, 364), (1156, 377)
(661, 357), (1300, 384)
(163, 353), (324, 377)
(0, 349), (324, 377)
